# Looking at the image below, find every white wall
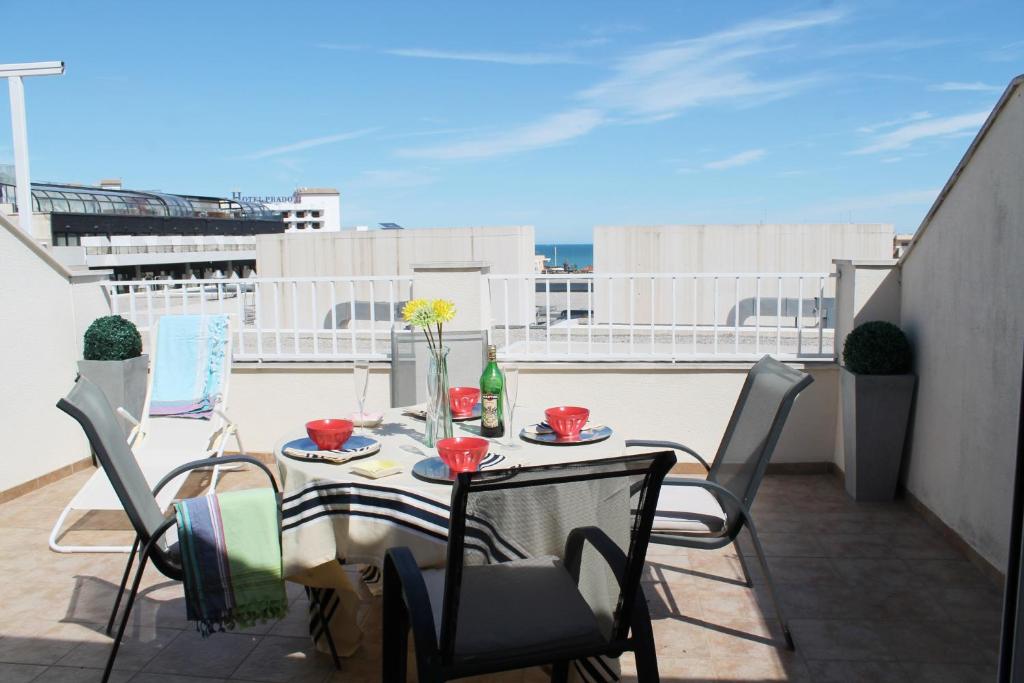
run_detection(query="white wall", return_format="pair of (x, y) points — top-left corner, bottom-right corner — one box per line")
(256, 225), (535, 278)
(899, 79), (1024, 570)
(0, 214), (89, 491)
(228, 361), (837, 464)
(592, 224), (892, 326)
(257, 226), (536, 328)
(594, 223), (893, 273)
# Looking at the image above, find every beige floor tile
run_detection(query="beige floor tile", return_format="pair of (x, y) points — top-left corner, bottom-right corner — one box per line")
(827, 557), (914, 589)
(882, 620), (997, 664)
(651, 616), (712, 659)
(55, 626), (179, 672)
(751, 532), (827, 558)
(620, 652), (716, 682)
(804, 659), (910, 682)
(0, 620), (97, 666)
(230, 635), (336, 682)
(644, 580), (703, 620)
(0, 662), (48, 682)
(142, 631), (259, 678)
(899, 661), (997, 682)
(787, 619), (895, 661)
(130, 673), (228, 683)
(695, 582), (776, 623)
(31, 666), (133, 682)
(712, 651), (811, 681)
(702, 616), (788, 659)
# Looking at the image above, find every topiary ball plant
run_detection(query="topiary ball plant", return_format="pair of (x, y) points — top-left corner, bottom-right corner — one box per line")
(842, 321), (911, 375)
(83, 315), (143, 361)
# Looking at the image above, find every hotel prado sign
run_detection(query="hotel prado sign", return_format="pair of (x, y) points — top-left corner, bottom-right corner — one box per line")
(232, 191), (296, 204)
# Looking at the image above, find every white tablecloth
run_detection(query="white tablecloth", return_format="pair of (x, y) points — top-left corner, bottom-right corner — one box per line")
(273, 407), (629, 680)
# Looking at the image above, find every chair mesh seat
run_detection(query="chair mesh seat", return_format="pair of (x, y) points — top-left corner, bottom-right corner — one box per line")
(652, 480), (727, 534)
(423, 556), (606, 660)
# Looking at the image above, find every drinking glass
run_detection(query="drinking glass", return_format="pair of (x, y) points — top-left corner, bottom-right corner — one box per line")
(353, 360), (370, 432)
(502, 365), (520, 447)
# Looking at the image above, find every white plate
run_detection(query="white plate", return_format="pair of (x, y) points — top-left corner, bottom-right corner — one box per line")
(282, 436), (381, 464)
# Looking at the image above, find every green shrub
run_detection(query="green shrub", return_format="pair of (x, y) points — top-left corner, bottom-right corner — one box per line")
(842, 321), (911, 375)
(83, 315), (142, 361)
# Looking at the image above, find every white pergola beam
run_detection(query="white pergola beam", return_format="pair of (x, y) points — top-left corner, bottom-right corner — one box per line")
(1, 61), (64, 236)
(0, 61), (65, 78)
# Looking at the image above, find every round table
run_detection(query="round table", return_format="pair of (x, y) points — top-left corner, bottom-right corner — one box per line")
(272, 406), (629, 665)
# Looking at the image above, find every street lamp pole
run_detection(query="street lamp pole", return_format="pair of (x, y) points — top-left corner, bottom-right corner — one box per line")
(1, 61), (65, 236)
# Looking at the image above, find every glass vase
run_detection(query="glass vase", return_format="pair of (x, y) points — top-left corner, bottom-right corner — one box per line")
(424, 345), (453, 447)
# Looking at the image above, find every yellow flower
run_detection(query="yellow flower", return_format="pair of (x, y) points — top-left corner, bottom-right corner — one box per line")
(432, 299), (456, 323)
(402, 299), (429, 322)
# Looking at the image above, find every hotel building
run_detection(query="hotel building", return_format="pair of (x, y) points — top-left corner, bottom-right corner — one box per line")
(235, 187), (341, 232)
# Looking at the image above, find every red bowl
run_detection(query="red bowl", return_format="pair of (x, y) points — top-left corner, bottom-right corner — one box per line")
(306, 419), (354, 451)
(544, 406), (590, 439)
(448, 386), (481, 417)
(436, 436), (489, 473)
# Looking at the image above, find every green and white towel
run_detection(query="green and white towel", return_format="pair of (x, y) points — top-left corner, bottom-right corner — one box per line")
(176, 488), (289, 635)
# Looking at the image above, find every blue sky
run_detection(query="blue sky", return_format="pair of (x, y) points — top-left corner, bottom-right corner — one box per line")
(2, 1), (1022, 241)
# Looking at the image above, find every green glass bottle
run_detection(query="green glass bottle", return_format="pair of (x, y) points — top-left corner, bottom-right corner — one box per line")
(479, 344), (504, 438)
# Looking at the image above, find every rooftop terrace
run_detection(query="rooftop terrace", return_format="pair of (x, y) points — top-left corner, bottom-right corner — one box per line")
(0, 467), (1000, 682)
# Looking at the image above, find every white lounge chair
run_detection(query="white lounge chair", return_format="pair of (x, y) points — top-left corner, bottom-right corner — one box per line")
(49, 314), (244, 553)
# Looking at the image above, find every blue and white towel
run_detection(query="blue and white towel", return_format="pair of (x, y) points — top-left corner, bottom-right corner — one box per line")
(150, 315), (228, 419)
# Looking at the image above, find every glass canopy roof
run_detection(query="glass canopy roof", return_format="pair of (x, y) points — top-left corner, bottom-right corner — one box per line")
(0, 182), (278, 219)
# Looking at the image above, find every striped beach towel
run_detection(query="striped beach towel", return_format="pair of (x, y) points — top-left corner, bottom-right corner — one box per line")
(150, 315), (228, 418)
(175, 488), (289, 635)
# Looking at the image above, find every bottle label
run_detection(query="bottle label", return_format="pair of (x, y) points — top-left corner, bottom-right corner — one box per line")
(481, 393), (500, 428)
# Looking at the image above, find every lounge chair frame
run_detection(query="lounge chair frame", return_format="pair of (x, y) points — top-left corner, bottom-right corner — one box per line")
(49, 315), (245, 553)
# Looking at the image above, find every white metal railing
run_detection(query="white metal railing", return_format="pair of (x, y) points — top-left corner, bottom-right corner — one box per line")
(104, 276), (413, 361)
(486, 272), (835, 361)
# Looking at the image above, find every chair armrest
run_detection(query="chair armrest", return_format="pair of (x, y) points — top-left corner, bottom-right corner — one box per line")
(212, 406), (235, 426)
(657, 477), (753, 536)
(116, 406), (140, 426)
(117, 407), (144, 445)
(152, 455), (278, 497)
(625, 440), (711, 472)
(563, 526), (628, 588)
(384, 547), (439, 658)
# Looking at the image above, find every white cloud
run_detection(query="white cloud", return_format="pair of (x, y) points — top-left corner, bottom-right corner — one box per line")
(857, 111), (932, 134)
(928, 81), (1001, 92)
(851, 111), (988, 155)
(704, 149), (766, 170)
(397, 109), (603, 160)
(384, 48), (579, 66)
(243, 128), (378, 159)
(578, 9), (843, 119)
(394, 10), (841, 161)
(985, 40), (1024, 62)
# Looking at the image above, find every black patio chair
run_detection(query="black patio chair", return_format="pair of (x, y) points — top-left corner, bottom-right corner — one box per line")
(382, 451), (676, 682)
(627, 355), (813, 650)
(56, 376), (342, 683)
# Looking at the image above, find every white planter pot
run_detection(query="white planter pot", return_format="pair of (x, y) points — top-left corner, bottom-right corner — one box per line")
(841, 368), (916, 501)
(77, 354), (149, 438)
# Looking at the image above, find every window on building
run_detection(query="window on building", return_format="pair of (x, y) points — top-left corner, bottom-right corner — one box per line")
(311, 211), (321, 218)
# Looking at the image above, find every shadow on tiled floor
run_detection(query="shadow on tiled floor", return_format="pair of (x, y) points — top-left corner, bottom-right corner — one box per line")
(0, 468), (1002, 682)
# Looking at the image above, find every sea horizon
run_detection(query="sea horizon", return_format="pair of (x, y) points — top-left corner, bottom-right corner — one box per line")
(535, 242), (593, 269)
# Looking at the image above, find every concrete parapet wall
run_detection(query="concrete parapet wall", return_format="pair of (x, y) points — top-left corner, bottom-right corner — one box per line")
(229, 360), (838, 464)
